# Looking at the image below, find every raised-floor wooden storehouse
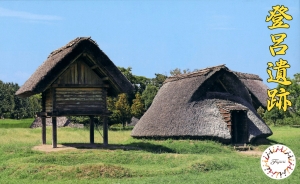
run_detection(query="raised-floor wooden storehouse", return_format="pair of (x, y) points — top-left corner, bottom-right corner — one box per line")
(16, 37), (134, 148)
(131, 65), (272, 144)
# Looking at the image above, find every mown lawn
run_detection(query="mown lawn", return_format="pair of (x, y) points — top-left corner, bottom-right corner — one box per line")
(0, 118), (33, 128)
(0, 122), (299, 183)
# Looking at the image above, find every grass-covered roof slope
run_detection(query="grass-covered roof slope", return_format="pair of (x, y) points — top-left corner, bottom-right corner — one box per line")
(131, 65), (272, 143)
(16, 37), (134, 98)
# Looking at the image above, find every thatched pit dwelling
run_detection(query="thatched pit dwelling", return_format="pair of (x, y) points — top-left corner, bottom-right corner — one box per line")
(16, 37), (133, 148)
(131, 65), (272, 144)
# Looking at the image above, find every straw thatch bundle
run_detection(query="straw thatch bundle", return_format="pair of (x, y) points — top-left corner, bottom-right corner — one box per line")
(131, 65), (272, 143)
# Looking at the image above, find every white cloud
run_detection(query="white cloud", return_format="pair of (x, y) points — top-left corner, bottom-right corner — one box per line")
(0, 7), (62, 21)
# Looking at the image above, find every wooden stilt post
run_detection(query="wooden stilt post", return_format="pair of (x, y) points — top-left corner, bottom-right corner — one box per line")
(103, 116), (108, 146)
(42, 117), (46, 144)
(90, 116), (94, 144)
(41, 93), (46, 144)
(52, 117), (57, 148)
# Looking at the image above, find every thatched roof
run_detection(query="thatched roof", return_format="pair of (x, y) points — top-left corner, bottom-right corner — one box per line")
(16, 37), (134, 98)
(131, 65), (272, 142)
(232, 71), (269, 109)
(164, 65), (268, 109)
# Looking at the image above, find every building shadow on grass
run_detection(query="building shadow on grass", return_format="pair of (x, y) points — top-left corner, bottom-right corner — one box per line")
(252, 138), (285, 146)
(61, 142), (175, 153)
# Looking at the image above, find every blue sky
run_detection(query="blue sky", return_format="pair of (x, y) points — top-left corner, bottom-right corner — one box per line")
(0, 0), (299, 89)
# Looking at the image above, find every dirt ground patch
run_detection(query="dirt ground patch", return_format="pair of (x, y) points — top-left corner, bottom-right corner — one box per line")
(237, 150), (263, 157)
(33, 144), (77, 152)
(32, 143), (141, 153)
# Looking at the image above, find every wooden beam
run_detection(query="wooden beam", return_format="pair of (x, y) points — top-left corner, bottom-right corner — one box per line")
(42, 117), (46, 144)
(36, 112), (47, 117)
(52, 88), (56, 113)
(41, 93), (46, 144)
(101, 77), (109, 81)
(218, 79), (229, 93)
(51, 84), (109, 88)
(50, 111), (110, 117)
(91, 65), (98, 70)
(103, 116), (108, 146)
(90, 116), (94, 144)
(52, 117), (57, 148)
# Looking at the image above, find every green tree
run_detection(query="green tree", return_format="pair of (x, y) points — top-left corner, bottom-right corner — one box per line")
(0, 81), (42, 119)
(0, 81), (15, 118)
(131, 93), (145, 118)
(115, 93), (131, 127)
(264, 107), (284, 126)
(118, 67), (136, 84)
(170, 68), (197, 76)
(170, 68), (182, 76)
(107, 97), (120, 126)
(152, 73), (167, 88)
(279, 74), (300, 116)
(11, 84), (41, 119)
(13, 95), (29, 119)
(118, 66), (151, 100)
(135, 76), (151, 94)
(257, 106), (265, 119)
(28, 94), (42, 117)
(264, 73), (300, 125)
(142, 85), (158, 110)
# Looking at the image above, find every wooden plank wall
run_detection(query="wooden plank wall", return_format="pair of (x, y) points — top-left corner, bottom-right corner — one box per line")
(43, 58), (108, 115)
(54, 60), (103, 85)
(55, 88), (106, 114)
(45, 89), (53, 113)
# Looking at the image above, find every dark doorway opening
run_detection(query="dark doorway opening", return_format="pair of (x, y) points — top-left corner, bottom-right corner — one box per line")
(231, 111), (248, 144)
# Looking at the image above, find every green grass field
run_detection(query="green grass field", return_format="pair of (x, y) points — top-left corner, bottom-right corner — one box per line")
(0, 120), (299, 183)
(0, 118), (33, 128)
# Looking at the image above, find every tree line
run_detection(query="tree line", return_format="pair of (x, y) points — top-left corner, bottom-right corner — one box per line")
(1, 68), (299, 127)
(0, 67), (170, 124)
(0, 81), (41, 119)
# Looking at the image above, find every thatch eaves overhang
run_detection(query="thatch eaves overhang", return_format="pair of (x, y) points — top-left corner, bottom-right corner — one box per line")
(16, 37), (134, 98)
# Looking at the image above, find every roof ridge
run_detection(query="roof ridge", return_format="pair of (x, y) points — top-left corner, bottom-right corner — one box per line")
(48, 37), (94, 58)
(232, 71), (262, 81)
(164, 64), (226, 83)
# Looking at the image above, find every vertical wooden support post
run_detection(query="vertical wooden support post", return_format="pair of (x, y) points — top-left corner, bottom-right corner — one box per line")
(41, 93), (46, 144)
(52, 117), (57, 148)
(103, 116), (108, 146)
(90, 116), (94, 144)
(42, 117), (46, 144)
